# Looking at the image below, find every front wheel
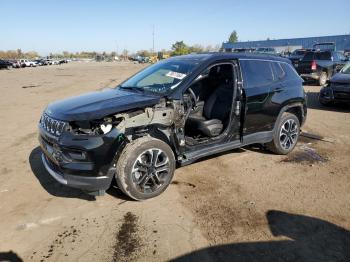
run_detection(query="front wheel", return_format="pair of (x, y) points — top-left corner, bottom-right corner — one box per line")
(267, 112), (300, 155)
(115, 137), (175, 200)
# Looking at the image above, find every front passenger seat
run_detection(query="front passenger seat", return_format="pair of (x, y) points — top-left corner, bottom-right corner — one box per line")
(186, 84), (233, 137)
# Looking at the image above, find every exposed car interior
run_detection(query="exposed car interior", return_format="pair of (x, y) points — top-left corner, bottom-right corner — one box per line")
(184, 64), (234, 143)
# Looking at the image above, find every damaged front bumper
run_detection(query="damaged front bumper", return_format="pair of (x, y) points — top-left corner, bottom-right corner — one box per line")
(38, 125), (125, 194)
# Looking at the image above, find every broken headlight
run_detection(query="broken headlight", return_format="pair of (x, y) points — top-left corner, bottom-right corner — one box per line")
(68, 117), (120, 135)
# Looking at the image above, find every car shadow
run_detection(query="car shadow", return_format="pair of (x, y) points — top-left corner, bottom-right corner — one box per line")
(29, 147), (96, 201)
(106, 182), (134, 201)
(0, 251), (23, 262)
(243, 144), (272, 154)
(170, 210), (350, 262)
(306, 91), (350, 113)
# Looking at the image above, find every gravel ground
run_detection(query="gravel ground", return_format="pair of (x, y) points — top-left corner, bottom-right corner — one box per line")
(0, 62), (349, 262)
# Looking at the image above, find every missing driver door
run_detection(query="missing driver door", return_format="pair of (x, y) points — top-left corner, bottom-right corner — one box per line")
(183, 60), (241, 151)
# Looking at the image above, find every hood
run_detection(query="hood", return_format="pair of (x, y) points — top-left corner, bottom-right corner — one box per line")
(330, 72), (350, 84)
(45, 88), (161, 121)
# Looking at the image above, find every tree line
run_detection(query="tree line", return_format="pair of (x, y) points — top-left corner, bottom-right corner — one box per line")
(0, 49), (39, 59)
(0, 31), (238, 59)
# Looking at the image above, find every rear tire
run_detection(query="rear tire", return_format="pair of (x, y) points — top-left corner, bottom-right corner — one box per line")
(115, 137), (175, 200)
(267, 112), (300, 155)
(318, 71), (327, 86)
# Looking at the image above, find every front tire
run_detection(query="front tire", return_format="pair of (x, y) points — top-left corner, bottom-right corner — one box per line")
(267, 112), (300, 155)
(115, 137), (175, 200)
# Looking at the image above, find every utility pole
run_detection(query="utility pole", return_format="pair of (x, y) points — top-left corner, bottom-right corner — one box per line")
(152, 24), (155, 55)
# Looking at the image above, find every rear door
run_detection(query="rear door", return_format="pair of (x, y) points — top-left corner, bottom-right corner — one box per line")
(240, 59), (276, 134)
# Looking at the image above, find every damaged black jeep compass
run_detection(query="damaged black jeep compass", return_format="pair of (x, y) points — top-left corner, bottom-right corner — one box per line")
(39, 53), (307, 200)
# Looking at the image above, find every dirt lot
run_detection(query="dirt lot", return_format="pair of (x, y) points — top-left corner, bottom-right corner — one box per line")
(0, 62), (349, 262)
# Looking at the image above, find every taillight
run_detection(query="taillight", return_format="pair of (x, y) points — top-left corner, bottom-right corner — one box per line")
(311, 60), (317, 71)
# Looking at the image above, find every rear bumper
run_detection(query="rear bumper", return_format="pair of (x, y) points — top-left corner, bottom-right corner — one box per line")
(300, 73), (319, 80)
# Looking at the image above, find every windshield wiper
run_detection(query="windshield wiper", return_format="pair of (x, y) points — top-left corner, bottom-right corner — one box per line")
(120, 86), (145, 92)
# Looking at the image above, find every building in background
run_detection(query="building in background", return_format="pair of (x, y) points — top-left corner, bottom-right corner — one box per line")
(222, 34), (350, 54)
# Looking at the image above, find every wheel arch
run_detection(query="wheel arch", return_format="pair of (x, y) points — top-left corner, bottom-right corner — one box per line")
(126, 124), (178, 157)
(273, 103), (306, 132)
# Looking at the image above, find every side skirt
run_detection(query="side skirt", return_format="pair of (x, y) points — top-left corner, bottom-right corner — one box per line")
(179, 131), (273, 166)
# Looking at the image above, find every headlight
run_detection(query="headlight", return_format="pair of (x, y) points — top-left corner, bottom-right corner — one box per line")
(69, 117), (119, 135)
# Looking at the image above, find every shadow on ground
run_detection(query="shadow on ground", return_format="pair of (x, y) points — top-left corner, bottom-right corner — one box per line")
(170, 210), (350, 262)
(29, 147), (96, 201)
(0, 251), (23, 262)
(29, 146), (138, 201)
(306, 92), (350, 113)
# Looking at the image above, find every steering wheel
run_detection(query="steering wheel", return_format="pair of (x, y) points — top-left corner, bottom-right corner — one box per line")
(186, 87), (198, 109)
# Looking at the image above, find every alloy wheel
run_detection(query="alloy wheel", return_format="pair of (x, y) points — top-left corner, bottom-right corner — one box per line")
(279, 119), (298, 150)
(131, 148), (170, 194)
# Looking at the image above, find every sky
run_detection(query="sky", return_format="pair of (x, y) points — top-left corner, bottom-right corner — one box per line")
(1, 0), (349, 55)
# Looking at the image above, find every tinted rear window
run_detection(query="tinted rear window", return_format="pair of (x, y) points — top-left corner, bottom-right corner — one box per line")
(294, 50), (306, 55)
(315, 52), (331, 60)
(272, 62), (285, 80)
(281, 63), (300, 81)
(241, 60), (274, 88)
(303, 52), (314, 60)
(272, 62), (300, 82)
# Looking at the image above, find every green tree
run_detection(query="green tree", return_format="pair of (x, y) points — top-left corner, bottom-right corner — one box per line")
(171, 41), (189, 56)
(137, 50), (151, 57)
(228, 31), (238, 43)
(189, 44), (204, 53)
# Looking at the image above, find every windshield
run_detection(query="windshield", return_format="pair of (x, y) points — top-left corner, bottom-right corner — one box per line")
(341, 63), (350, 74)
(119, 59), (198, 94)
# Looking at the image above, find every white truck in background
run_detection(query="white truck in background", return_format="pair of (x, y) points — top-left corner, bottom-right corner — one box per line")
(19, 59), (37, 67)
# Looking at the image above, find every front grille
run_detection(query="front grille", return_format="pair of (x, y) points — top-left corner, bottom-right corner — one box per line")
(331, 82), (350, 87)
(334, 91), (350, 100)
(40, 113), (68, 136)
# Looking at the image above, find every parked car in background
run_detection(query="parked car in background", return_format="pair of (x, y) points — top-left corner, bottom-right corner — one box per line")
(45, 59), (58, 65)
(232, 48), (255, 53)
(296, 50), (348, 85)
(59, 59), (68, 64)
(8, 59), (21, 68)
(38, 53), (307, 199)
(0, 59), (13, 69)
(19, 59), (37, 67)
(344, 49), (350, 58)
(319, 62), (350, 105)
(255, 47), (277, 55)
(289, 49), (311, 68)
(35, 59), (47, 66)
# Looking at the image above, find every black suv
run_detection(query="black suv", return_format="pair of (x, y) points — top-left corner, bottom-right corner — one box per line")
(38, 53), (307, 200)
(289, 49), (311, 68)
(296, 50), (348, 86)
(0, 59), (12, 69)
(319, 62), (350, 105)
